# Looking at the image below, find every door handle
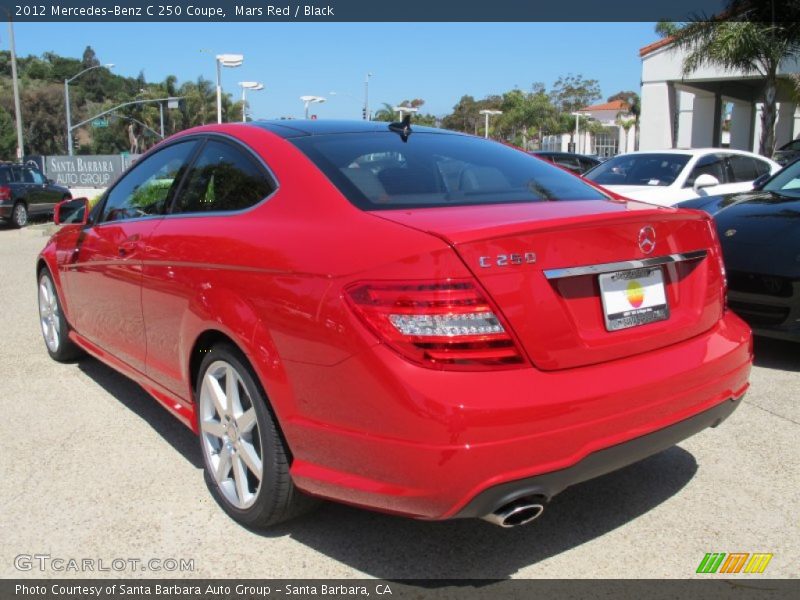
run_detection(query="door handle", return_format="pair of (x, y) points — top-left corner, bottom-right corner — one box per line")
(118, 234), (141, 257)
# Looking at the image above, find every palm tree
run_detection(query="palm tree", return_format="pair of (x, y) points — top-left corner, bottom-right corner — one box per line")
(373, 103), (396, 122)
(616, 114), (636, 152)
(661, 1), (800, 156)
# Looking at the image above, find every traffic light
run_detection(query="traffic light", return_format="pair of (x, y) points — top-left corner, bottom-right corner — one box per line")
(362, 108), (367, 120)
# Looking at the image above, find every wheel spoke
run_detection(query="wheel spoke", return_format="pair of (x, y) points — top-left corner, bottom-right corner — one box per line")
(238, 440), (262, 480)
(214, 445), (232, 483)
(232, 454), (249, 502)
(237, 408), (257, 433)
(226, 367), (243, 417)
(201, 419), (226, 439)
(205, 373), (228, 417)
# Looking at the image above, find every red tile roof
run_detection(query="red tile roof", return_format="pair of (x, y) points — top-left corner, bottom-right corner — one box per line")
(640, 36), (674, 57)
(579, 100), (630, 112)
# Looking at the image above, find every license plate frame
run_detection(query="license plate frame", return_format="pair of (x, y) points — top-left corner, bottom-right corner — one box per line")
(598, 266), (669, 331)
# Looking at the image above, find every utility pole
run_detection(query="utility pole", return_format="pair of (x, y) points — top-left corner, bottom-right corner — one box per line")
(364, 72), (372, 121)
(7, 19), (25, 160)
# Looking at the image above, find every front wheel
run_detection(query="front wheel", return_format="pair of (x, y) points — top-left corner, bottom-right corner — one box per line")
(38, 269), (83, 362)
(197, 343), (318, 528)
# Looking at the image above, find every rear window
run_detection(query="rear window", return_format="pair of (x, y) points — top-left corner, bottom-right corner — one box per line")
(585, 153), (691, 187)
(290, 132), (606, 210)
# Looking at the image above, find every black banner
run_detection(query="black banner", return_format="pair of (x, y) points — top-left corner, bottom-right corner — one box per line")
(3, 580), (800, 600)
(1, 0), (735, 22)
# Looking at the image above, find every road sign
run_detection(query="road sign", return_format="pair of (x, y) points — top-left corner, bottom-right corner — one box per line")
(92, 118), (109, 128)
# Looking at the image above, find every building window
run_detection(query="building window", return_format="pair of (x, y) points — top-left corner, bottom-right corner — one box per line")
(594, 127), (619, 158)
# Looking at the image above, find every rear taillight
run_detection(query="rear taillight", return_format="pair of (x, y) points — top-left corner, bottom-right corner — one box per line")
(706, 219), (728, 312)
(345, 279), (528, 370)
(0, 186), (11, 201)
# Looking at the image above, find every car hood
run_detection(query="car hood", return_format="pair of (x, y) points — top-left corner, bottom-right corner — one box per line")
(711, 190), (800, 276)
(598, 185), (678, 203)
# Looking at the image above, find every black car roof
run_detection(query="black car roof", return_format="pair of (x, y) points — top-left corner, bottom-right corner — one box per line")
(249, 119), (459, 138)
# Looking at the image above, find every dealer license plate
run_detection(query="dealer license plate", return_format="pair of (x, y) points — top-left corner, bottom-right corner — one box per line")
(598, 267), (669, 331)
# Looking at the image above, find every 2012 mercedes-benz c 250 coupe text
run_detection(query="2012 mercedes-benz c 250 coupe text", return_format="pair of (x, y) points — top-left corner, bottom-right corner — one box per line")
(38, 120), (752, 529)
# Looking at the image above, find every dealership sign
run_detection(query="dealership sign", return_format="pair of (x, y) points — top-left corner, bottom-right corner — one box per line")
(31, 154), (139, 188)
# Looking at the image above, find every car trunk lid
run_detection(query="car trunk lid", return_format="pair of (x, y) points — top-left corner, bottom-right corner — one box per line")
(372, 200), (724, 370)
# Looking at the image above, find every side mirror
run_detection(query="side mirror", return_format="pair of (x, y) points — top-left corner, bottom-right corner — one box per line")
(54, 197), (89, 226)
(752, 173), (771, 190)
(693, 173), (720, 193)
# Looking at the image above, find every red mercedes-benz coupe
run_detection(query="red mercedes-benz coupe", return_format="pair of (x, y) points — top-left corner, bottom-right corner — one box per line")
(38, 120), (752, 528)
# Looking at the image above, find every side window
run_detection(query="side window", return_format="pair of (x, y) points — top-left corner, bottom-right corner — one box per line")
(553, 156), (581, 172)
(753, 159), (771, 177)
(0, 168), (9, 184)
(101, 141), (196, 223)
(28, 169), (45, 184)
(11, 167), (25, 182)
(175, 140), (273, 213)
(685, 154), (727, 187)
(728, 155), (759, 182)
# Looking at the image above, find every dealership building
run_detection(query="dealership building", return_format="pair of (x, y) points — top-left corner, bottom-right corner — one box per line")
(639, 38), (800, 152)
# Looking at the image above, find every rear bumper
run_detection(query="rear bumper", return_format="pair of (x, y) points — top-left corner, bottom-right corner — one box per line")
(454, 393), (741, 518)
(284, 311), (752, 520)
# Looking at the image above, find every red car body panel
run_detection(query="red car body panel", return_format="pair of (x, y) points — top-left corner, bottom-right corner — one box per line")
(38, 123), (752, 520)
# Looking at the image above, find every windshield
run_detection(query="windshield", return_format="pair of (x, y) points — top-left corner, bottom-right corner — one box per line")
(290, 132), (607, 210)
(763, 160), (800, 197)
(585, 153), (691, 187)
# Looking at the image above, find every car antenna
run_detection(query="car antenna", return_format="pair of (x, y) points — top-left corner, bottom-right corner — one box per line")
(388, 114), (413, 142)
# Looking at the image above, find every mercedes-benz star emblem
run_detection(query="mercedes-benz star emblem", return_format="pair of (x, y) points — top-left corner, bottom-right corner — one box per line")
(638, 226), (656, 254)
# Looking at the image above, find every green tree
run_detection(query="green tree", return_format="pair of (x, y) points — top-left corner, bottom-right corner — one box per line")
(607, 90), (640, 149)
(660, 0), (800, 155)
(550, 74), (601, 114)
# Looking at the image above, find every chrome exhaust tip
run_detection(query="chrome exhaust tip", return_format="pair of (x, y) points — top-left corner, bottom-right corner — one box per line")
(482, 499), (545, 528)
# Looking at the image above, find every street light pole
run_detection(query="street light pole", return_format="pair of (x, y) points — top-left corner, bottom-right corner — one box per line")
(214, 54), (244, 124)
(7, 20), (25, 160)
(239, 82), (264, 123)
(364, 72), (372, 121)
(64, 63), (114, 155)
(571, 111), (583, 154)
(300, 96), (326, 119)
(479, 109), (503, 139)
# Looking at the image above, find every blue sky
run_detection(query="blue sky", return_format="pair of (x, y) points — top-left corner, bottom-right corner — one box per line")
(9, 22), (659, 119)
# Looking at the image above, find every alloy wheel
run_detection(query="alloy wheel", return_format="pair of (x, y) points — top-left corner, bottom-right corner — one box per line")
(199, 360), (263, 509)
(13, 204), (27, 227)
(38, 275), (60, 353)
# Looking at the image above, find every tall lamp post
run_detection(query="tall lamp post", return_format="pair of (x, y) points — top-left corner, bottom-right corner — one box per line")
(238, 81), (264, 122)
(364, 72), (373, 120)
(479, 109), (502, 139)
(393, 106), (418, 120)
(64, 63), (114, 156)
(300, 96), (326, 119)
(215, 54), (244, 124)
(571, 111), (585, 154)
(7, 20), (25, 160)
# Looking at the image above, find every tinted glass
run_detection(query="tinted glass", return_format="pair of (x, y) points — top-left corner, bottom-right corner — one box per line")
(753, 159), (771, 177)
(175, 140), (273, 213)
(292, 133), (606, 210)
(685, 154), (727, 187)
(781, 139), (800, 151)
(585, 154), (691, 187)
(0, 168), (10, 184)
(728, 155), (759, 182)
(763, 160), (800, 197)
(101, 141), (195, 222)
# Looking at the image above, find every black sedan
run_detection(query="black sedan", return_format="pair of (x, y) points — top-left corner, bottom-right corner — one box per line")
(678, 161), (800, 342)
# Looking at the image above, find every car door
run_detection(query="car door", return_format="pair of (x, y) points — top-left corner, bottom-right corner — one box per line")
(23, 168), (57, 215)
(681, 153), (731, 197)
(141, 137), (276, 397)
(62, 140), (198, 373)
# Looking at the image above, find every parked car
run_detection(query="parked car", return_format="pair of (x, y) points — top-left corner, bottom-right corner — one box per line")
(772, 139), (800, 166)
(38, 120), (752, 529)
(678, 160), (800, 342)
(0, 162), (71, 227)
(584, 149), (780, 206)
(530, 151), (601, 174)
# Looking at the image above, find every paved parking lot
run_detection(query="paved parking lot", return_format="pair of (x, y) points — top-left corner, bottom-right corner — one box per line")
(1, 221), (798, 579)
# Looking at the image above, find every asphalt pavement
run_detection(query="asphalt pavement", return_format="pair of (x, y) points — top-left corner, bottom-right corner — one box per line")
(1, 222), (797, 579)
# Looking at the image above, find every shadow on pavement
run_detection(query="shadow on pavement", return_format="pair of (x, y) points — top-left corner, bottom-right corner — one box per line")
(264, 445), (698, 580)
(77, 357), (203, 469)
(753, 336), (800, 372)
(75, 355), (699, 580)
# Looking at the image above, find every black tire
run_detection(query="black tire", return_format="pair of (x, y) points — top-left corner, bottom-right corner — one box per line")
(37, 268), (84, 362)
(11, 202), (28, 228)
(196, 343), (319, 528)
